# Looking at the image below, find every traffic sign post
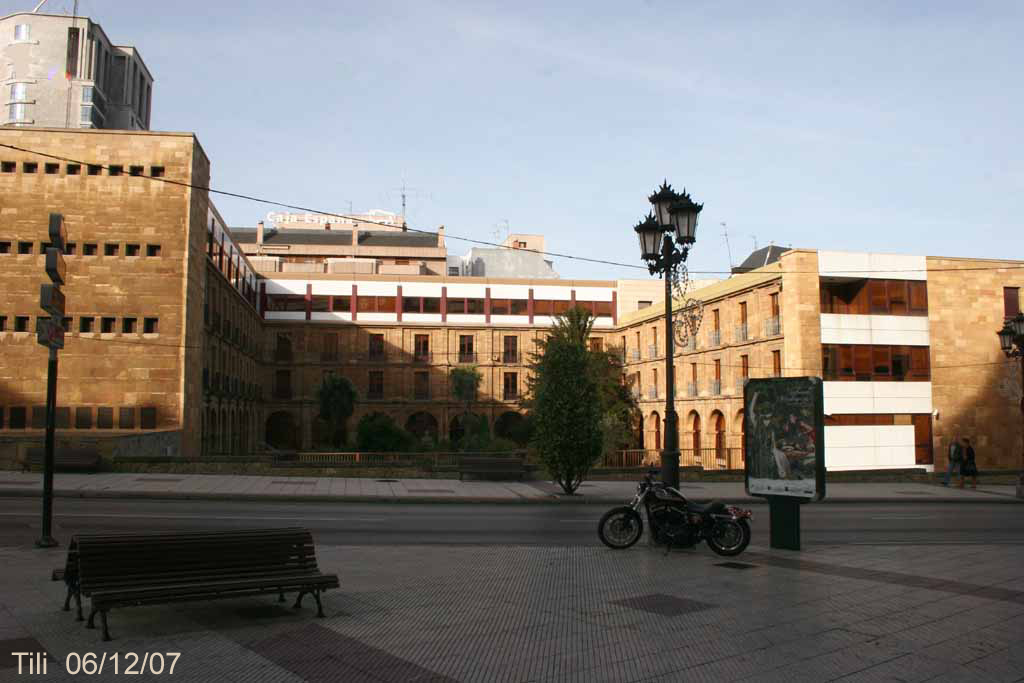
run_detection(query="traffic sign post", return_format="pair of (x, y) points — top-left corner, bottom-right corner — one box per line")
(36, 213), (66, 549)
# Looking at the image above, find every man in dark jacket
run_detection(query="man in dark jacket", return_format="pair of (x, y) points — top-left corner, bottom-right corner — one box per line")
(942, 436), (962, 486)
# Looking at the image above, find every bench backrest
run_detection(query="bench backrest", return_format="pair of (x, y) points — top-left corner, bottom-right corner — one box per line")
(74, 528), (321, 595)
(28, 448), (100, 465)
(460, 457), (523, 468)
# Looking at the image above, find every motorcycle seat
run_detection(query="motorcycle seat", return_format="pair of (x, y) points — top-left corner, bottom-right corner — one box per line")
(687, 500), (727, 515)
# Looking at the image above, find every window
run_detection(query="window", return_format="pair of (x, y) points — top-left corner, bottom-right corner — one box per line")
(14, 24), (30, 41)
(8, 103), (25, 122)
(146, 244), (161, 257)
(589, 337), (603, 352)
(741, 355), (749, 379)
(310, 295), (329, 312)
(75, 407), (92, 429)
(0, 241), (10, 253)
(712, 309), (720, 332)
(10, 407), (27, 429)
(822, 344), (930, 381)
(14, 316), (29, 332)
(83, 243), (97, 255)
(64, 242), (76, 255)
(18, 241), (33, 254)
(80, 105), (92, 124)
(22, 162), (37, 173)
(67, 164), (80, 175)
(140, 407), (157, 429)
(330, 296), (351, 312)
(97, 407), (114, 429)
(1005, 287), (1021, 318)
(55, 407), (70, 429)
(45, 163), (59, 174)
(321, 333), (338, 361)
(636, 300), (653, 310)
(357, 296), (396, 313)
(87, 165), (102, 176)
(491, 298), (509, 315)
(79, 316), (94, 333)
(119, 407), (135, 429)
(129, 166), (144, 176)
(414, 334), (429, 360)
(503, 372), (519, 400)
(61, 317), (71, 331)
(0, 316), (5, 331)
(274, 370), (292, 399)
(122, 318), (137, 334)
(108, 165), (123, 176)
(101, 317), (116, 333)
(126, 244), (140, 257)
(448, 266), (460, 276)
(1, 161), (15, 172)
(31, 406), (46, 429)
(368, 333), (385, 360)
(368, 371), (384, 399)
(458, 335), (474, 362)
(0, 408), (4, 429)
(81, 85), (93, 103)
(150, 166), (165, 178)
(104, 243), (119, 256)
(414, 371), (430, 400)
(510, 299), (528, 315)
(267, 295), (306, 312)
(821, 279), (927, 316)
(503, 336), (519, 363)
(772, 350), (782, 377)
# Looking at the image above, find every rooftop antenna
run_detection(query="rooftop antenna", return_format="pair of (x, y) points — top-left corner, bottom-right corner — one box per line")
(720, 221), (734, 270)
(62, 0), (78, 128)
(32, 0), (50, 12)
(750, 235), (758, 252)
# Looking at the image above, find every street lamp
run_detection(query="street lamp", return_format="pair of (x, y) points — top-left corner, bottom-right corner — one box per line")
(634, 181), (703, 489)
(996, 312), (1024, 498)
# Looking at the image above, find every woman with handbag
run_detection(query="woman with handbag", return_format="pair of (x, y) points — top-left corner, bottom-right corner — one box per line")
(959, 438), (978, 489)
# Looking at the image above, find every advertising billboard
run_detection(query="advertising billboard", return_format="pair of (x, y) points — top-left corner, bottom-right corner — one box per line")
(744, 376), (825, 500)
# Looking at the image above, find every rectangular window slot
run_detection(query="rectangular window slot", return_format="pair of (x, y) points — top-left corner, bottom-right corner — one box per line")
(31, 406), (46, 429)
(108, 165), (123, 176)
(119, 407), (135, 429)
(75, 407), (92, 429)
(17, 242), (33, 254)
(79, 316), (94, 333)
(97, 407), (114, 429)
(143, 317), (158, 334)
(44, 163), (60, 174)
(104, 243), (119, 256)
(126, 243), (140, 257)
(87, 165), (102, 175)
(83, 243), (97, 255)
(146, 244), (161, 257)
(1, 161), (16, 173)
(14, 316), (29, 332)
(129, 166), (144, 176)
(64, 242), (77, 255)
(0, 241), (10, 253)
(66, 164), (81, 175)
(0, 316), (6, 331)
(140, 407), (157, 429)
(9, 407), (27, 429)
(23, 162), (37, 173)
(122, 317), (137, 334)
(101, 317), (116, 334)
(150, 166), (165, 177)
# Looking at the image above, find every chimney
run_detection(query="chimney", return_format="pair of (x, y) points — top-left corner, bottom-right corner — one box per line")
(351, 224), (359, 257)
(256, 220), (264, 251)
(437, 225), (445, 248)
(325, 222), (331, 231)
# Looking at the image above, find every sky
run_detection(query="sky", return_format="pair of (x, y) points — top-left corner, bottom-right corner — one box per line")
(4, 0), (1022, 279)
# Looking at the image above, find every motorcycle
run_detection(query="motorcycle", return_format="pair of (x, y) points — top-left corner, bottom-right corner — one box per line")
(598, 472), (752, 556)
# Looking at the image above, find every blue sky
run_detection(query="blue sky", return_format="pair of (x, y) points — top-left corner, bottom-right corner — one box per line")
(5, 0), (1022, 279)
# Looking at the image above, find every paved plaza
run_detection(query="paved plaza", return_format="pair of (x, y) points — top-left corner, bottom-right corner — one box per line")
(2, 535), (1023, 682)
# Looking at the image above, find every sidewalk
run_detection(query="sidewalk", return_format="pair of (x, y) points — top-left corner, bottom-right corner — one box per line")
(0, 471), (1019, 504)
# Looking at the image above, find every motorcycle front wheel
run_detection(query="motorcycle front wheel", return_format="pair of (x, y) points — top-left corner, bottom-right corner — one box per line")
(598, 506), (644, 549)
(707, 519), (751, 557)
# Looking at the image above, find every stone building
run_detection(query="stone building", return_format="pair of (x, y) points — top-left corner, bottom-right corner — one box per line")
(1, 127), (1021, 473)
(2, 11), (152, 130)
(619, 249), (1024, 472)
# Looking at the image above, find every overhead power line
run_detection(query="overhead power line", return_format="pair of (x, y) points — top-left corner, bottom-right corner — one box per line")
(1, 141), (1023, 275)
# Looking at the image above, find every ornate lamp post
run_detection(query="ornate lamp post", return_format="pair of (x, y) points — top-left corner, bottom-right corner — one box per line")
(634, 182), (703, 489)
(997, 313), (1024, 498)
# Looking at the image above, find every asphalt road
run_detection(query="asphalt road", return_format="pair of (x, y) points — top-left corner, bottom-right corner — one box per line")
(0, 497), (1019, 548)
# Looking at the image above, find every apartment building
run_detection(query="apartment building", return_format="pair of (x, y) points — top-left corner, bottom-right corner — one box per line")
(1, 127), (1021, 473)
(619, 249), (1024, 472)
(2, 11), (153, 129)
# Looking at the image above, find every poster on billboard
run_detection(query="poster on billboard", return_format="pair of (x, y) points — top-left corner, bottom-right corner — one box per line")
(744, 376), (826, 501)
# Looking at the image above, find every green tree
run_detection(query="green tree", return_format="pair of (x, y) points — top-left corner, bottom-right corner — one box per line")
(356, 413), (415, 452)
(450, 365), (482, 415)
(527, 306), (606, 494)
(316, 375), (357, 448)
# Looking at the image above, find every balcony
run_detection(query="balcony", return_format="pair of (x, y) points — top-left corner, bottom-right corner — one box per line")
(734, 324), (749, 343)
(503, 389), (519, 401)
(412, 351), (432, 364)
(367, 389), (384, 400)
(709, 330), (721, 347)
(737, 378), (748, 394)
(648, 344), (658, 360)
(414, 388), (431, 401)
(763, 316), (781, 337)
(368, 348), (387, 362)
(711, 380), (721, 395)
(630, 349), (641, 362)
(683, 338), (697, 352)
(687, 382), (698, 397)
(457, 352), (477, 364)
(647, 388), (658, 400)
(501, 351), (521, 364)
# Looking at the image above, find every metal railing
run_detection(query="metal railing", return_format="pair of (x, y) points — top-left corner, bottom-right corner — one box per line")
(501, 351), (521, 364)
(602, 447), (743, 471)
(711, 380), (721, 395)
(457, 352), (477, 364)
(763, 316), (781, 337)
(412, 351), (432, 363)
(647, 388), (659, 400)
(271, 450), (529, 469)
(630, 349), (641, 362)
(734, 324), (749, 342)
(648, 344), (658, 360)
(709, 330), (721, 347)
(687, 382), (698, 397)
(737, 378), (747, 394)
(683, 338), (697, 352)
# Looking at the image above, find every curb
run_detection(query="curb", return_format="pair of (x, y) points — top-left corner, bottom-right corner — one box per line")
(0, 489), (1019, 505)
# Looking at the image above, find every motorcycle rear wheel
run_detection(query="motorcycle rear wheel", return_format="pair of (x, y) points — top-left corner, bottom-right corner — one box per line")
(598, 507), (644, 549)
(707, 519), (751, 557)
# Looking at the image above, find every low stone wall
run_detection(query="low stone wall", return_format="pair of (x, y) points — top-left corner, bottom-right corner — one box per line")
(0, 429), (183, 469)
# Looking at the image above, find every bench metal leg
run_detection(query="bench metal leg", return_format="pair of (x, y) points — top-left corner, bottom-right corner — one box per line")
(75, 592), (83, 622)
(100, 611), (111, 642)
(86, 607), (96, 629)
(63, 586), (72, 612)
(313, 590), (324, 618)
(293, 591), (305, 609)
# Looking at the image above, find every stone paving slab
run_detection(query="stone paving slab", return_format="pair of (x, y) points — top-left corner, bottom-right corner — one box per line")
(2, 539), (1023, 682)
(0, 472), (1020, 505)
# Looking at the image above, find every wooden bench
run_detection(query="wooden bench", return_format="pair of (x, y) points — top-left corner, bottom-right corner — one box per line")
(24, 448), (101, 473)
(59, 528), (339, 641)
(458, 456), (526, 481)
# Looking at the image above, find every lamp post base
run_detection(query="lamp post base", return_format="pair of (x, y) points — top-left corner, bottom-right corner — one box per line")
(35, 536), (59, 549)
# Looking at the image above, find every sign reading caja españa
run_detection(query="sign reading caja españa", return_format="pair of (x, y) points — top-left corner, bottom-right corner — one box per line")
(743, 376), (826, 501)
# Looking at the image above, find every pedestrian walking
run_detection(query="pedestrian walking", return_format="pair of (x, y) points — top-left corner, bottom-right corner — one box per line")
(942, 436), (962, 486)
(959, 438), (978, 489)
